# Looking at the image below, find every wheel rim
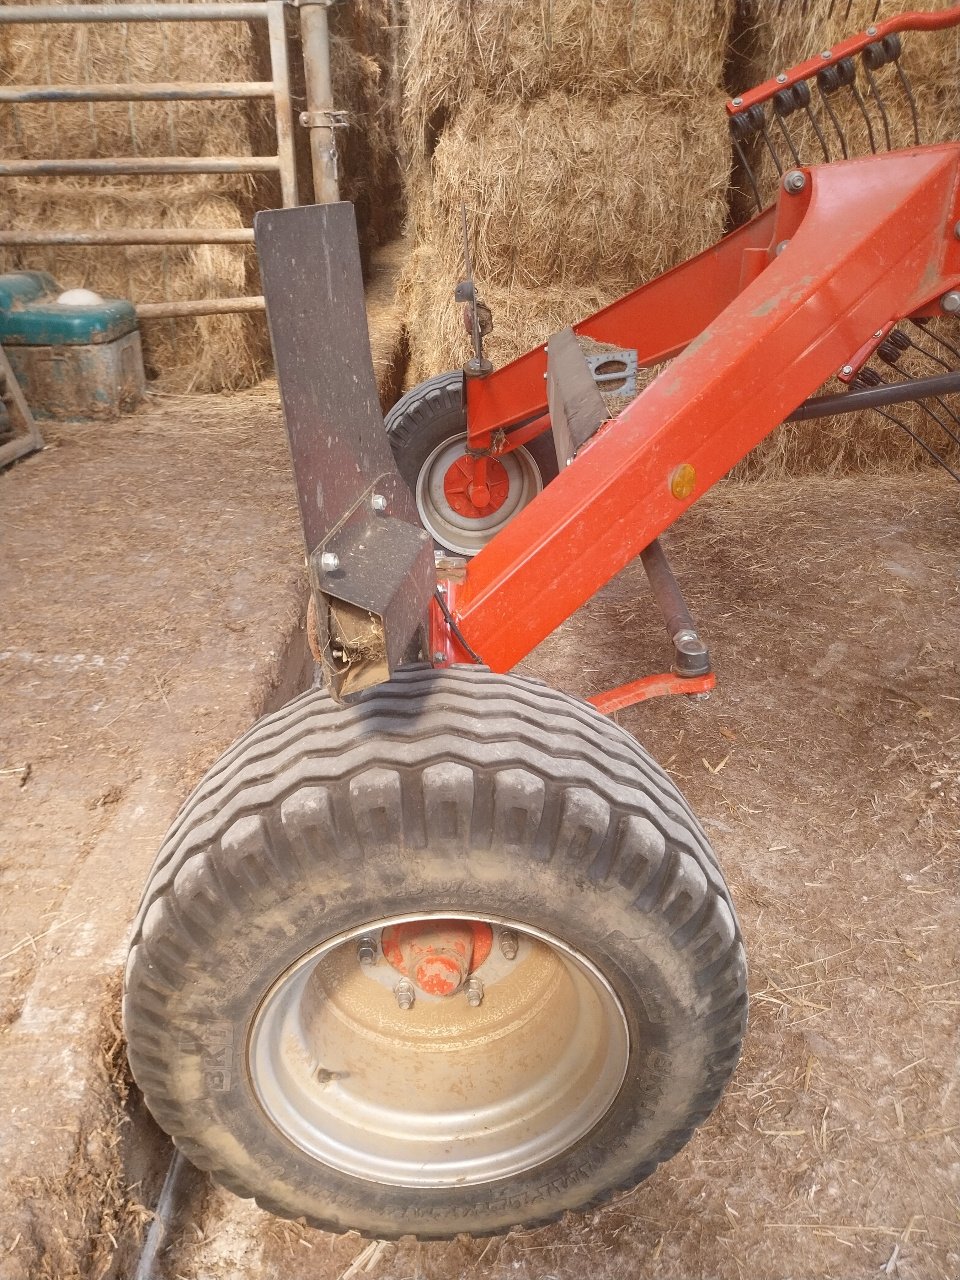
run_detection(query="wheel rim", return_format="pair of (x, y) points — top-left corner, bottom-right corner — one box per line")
(415, 434), (543, 555)
(248, 912), (630, 1188)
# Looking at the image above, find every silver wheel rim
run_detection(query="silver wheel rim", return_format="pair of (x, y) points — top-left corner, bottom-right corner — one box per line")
(248, 912), (630, 1188)
(415, 434), (543, 555)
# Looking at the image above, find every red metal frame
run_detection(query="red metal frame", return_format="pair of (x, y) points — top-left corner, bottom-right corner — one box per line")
(587, 672), (716, 715)
(435, 146), (960, 675)
(727, 4), (960, 115)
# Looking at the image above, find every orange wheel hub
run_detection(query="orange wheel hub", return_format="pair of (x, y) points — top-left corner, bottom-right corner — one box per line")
(381, 919), (494, 997)
(443, 454), (510, 518)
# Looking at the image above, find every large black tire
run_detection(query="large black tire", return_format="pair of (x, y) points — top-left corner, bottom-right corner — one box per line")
(385, 371), (559, 555)
(124, 666), (746, 1240)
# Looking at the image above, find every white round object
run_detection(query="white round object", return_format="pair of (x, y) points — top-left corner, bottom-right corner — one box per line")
(56, 287), (103, 307)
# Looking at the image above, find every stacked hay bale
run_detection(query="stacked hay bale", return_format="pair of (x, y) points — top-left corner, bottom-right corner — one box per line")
(737, 0), (960, 473)
(0, 0), (281, 392)
(398, 0), (737, 383)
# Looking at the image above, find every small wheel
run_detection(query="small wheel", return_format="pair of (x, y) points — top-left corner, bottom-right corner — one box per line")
(124, 667), (746, 1240)
(385, 371), (558, 555)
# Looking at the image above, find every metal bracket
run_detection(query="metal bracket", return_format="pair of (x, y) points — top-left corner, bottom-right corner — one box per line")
(299, 109), (349, 129)
(584, 347), (638, 398)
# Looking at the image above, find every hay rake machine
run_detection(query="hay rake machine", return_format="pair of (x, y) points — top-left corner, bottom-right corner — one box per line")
(125, 3), (960, 1240)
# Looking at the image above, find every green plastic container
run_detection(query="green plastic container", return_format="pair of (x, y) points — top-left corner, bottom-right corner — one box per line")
(0, 270), (137, 346)
(0, 271), (144, 420)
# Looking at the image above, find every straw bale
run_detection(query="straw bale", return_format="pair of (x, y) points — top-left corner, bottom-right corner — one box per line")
(0, 0), (273, 392)
(400, 0), (737, 171)
(402, 90), (731, 379)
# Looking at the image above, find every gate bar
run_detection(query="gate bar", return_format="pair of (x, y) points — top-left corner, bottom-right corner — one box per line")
(0, 82), (274, 104)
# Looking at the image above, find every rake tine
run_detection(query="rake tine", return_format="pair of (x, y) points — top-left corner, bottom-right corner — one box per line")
(759, 117), (785, 175)
(911, 319), (960, 366)
(864, 64), (893, 150)
(817, 80), (849, 157)
(732, 135), (764, 214)
(894, 60), (921, 145)
(804, 100), (832, 162)
(849, 81), (878, 153)
(774, 113), (802, 165)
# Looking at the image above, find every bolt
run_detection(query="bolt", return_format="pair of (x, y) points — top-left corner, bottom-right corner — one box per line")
(732, 96), (743, 106)
(820, 48), (832, 59)
(942, 290), (960, 314)
(692, 691), (712, 703)
(395, 978), (415, 1010)
(356, 936), (378, 966)
(783, 169), (806, 194)
(840, 364), (854, 376)
(499, 929), (519, 960)
(433, 651), (446, 663)
(371, 493), (387, 513)
(866, 24), (877, 35)
(776, 73), (787, 83)
(774, 239), (790, 256)
(464, 976), (484, 1007)
(320, 551), (340, 572)
(874, 330), (884, 338)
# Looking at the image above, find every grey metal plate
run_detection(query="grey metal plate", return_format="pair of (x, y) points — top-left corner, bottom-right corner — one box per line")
(546, 326), (608, 470)
(254, 202), (419, 554)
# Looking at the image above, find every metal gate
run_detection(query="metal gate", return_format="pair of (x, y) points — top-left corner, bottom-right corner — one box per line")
(0, 1), (305, 321)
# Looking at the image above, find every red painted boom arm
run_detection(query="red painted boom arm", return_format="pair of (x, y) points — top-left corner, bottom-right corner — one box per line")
(446, 147), (960, 671)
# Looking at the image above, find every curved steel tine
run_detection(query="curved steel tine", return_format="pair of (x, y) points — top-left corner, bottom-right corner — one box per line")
(817, 80), (849, 157)
(732, 136), (763, 214)
(804, 100), (831, 161)
(894, 60), (921, 145)
(911, 319), (960, 365)
(864, 64), (893, 150)
(849, 81), (878, 153)
(870, 399), (960, 482)
(775, 112), (802, 165)
(844, 0), (854, 20)
(759, 117), (785, 175)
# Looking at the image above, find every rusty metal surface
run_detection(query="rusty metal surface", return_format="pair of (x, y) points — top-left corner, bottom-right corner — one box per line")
(0, 3), (269, 22)
(0, 229), (254, 246)
(256, 202), (432, 697)
(0, 156), (281, 178)
(0, 81), (273, 103)
(266, 0), (299, 209)
(546, 326), (608, 469)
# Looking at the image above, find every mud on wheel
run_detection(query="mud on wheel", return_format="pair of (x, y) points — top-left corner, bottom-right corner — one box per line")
(385, 370), (558, 555)
(124, 667), (746, 1239)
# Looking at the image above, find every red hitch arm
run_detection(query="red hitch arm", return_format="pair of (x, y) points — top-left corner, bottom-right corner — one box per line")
(442, 146), (960, 672)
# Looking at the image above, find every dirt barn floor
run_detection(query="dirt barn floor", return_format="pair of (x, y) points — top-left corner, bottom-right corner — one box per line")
(1, 392), (959, 1279)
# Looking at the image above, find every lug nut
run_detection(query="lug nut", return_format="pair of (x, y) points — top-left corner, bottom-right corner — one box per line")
(433, 651), (446, 663)
(394, 978), (415, 1010)
(464, 977), (484, 1007)
(320, 551), (340, 572)
(941, 290), (960, 314)
(499, 929), (519, 960)
(783, 169), (806, 194)
(356, 936), (378, 966)
(371, 493), (387, 513)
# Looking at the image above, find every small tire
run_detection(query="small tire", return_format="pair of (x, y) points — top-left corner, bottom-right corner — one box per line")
(124, 667), (746, 1240)
(385, 371), (558, 555)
